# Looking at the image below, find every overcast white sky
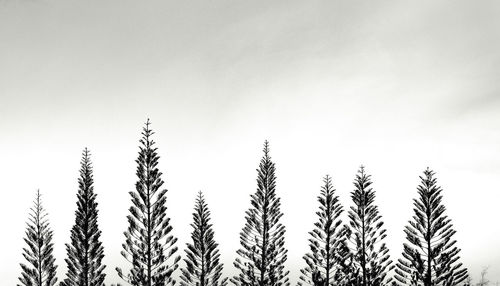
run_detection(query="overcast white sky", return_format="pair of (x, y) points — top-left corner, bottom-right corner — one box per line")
(1, 0), (499, 285)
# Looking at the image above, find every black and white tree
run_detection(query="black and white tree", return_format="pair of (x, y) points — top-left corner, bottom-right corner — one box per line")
(18, 190), (58, 286)
(298, 175), (346, 286)
(61, 148), (106, 286)
(345, 166), (393, 286)
(231, 141), (290, 286)
(394, 168), (468, 286)
(180, 191), (228, 286)
(116, 120), (181, 286)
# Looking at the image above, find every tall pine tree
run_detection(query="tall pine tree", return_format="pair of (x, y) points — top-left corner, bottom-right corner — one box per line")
(116, 119), (180, 286)
(345, 166), (393, 286)
(394, 168), (468, 286)
(232, 141), (290, 286)
(180, 191), (228, 286)
(298, 175), (346, 286)
(18, 190), (58, 286)
(61, 148), (106, 286)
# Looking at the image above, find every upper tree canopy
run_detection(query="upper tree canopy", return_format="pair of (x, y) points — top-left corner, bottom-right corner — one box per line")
(394, 168), (468, 286)
(180, 191), (228, 286)
(345, 166), (393, 286)
(298, 175), (346, 286)
(18, 190), (58, 286)
(232, 141), (290, 286)
(61, 148), (106, 286)
(116, 119), (180, 286)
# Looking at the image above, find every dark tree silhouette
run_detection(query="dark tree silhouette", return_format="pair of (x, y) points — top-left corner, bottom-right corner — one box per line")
(298, 175), (346, 286)
(231, 141), (290, 286)
(394, 168), (468, 286)
(180, 191), (228, 286)
(345, 166), (393, 286)
(18, 190), (58, 286)
(61, 148), (106, 286)
(116, 119), (180, 286)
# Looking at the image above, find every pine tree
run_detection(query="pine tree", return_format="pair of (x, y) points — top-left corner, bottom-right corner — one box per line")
(394, 168), (468, 286)
(116, 119), (180, 286)
(61, 148), (106, 286)
(18, 190), (58, 286)
(298, 175), (346, 286)
(345, 166), (393, 286)
(231, 141), (290, 286)
(180, 191), (228, 286)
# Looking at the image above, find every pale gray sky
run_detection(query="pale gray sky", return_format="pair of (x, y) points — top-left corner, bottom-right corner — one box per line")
(1, 0), (500, 285)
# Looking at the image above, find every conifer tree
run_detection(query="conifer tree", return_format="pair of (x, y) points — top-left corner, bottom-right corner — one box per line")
(231, 141), (290, 286)
(180, 191), (228, 286)
(61, 148), (106, 286)
(298, 175), (346, 286)
(394, 168), (468, 286)
(345, 166), (393, 286)
(116, 119), (180, 286)
(18, 190), (58, 286)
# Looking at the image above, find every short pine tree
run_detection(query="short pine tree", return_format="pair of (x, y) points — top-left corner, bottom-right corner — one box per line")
(180, 191), (228, 286)
(298, 175), (346, 286)
(61, 148), (106, 286)
(394, 168), (468, 286)
(231, 141), (290, 286)
(345, 166), (393, 286)
(18, 190), (58, 286)
(116, 120), (180, 286)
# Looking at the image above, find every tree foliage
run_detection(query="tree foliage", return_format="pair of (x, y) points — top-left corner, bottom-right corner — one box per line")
(116, 120), (180, 286)
(298, 175), (346, 286)
(232, 141), (290, 286)
(394, 168), (468, 286)
(61, 148), (106, 286)
(345, 167), (393, 286)
(180, 191), (228, 286)
(18, 190), (58, 286)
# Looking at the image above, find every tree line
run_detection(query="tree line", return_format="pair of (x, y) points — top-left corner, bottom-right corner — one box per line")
(17, 120), (470, 286)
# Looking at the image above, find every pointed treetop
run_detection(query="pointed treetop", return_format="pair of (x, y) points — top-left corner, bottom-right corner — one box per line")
(263, 140), (270, 157)
(323, 174), (331, 184)
(423, 167), (434, 178)
(356, 165), (368, 180)
(32, 189), (47, 222)
(195, 190), (206, 211)
(142, 118), (155, 139)
(36, 188), (41, 205)
(359, 165), (365, 173)
(196, 191), (208, 209)
(81, 148), (91, 165)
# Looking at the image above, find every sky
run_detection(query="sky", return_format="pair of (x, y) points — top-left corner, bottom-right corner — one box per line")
(1, 0), (500, 285)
